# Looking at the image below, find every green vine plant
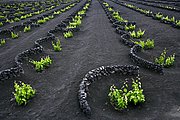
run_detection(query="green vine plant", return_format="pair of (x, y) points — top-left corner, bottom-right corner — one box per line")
(11, 32), (19, 39)
(52, 39), (62, 52)
(78, 10), (86, 15)
(48, 15), (54, 19)
(162, 16), (175, 23)
(136, 8), (152, 15)
(125, 24), (136, 31)
(0, 22), (3, 27)
(125, 3), (135, 9)
(103, 2), (109, 7)
(144, 10), (152, 15)
(176, 20), (180, 27)
(54, 11), (61, 15)
(155, 12), (163, 20)
(37, 18), (46, 24)
(165, 54), (175, 67)
(133, 39), (154, 49)
(108, 77), (145, 110)
(44, 17), (50, 21)
(126, 77), (145, 105)
(0, 39), (6, 46)
(29, 56), (52, 72)
(112, 11), (128, 22)
(14, 17), (20, 22)
(67, 15), (82, 29)
(63, 31), (73, 38)
(108, 83), (128, 110)
(13, 81), (36, 105)
(24, 25), (31, 33)
(155, 48), (175, 67)
(130, 29), (145, 39)
(6, 19), (14, 23)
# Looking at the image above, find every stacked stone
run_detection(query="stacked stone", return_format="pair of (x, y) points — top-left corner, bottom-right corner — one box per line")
(0, 29), (12, 36)
(129, 45), (163, 74)
(10, 24), (25, 30)
(78, 65), (139, 117)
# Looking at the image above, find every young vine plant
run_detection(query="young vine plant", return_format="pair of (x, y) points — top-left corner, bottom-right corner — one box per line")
(13, 81), (36, 105)
(155, 48), (175, 67)
(52, 39), (62, 52)
(29, 56), (52, 72)
(108, 77), (145, 110)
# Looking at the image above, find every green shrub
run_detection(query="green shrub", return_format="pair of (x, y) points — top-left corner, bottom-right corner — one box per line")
(83, 3), (90, 10)
(103, 2), (109, 7)
(126, 4), (135, 8)
(108, 84), (128, 110)
(67, 17), (82, 29)
(155, 48), (175, 67)
(108, 77), (145, 110)
(52, 39), (62, 52)
(125, 24), (136, 31)
(75, 15), (82, 20)
(29, 56), (52, 72)
(6, 19), (14, 23)
(34, 11), (40, 15)
(134, 40), (145, 49)
(144, 10), (152, 15)
(134, 39), (154, 49)
(0, 15), (6, 19)
(61, 8), (66, 12)
(44, 17), (50, 21)
(170, 16), (175, 23)
(162, 16), (175, 23)
(0, 39), (6, 46)
(130, 29), (145, 39)
(155, 48), (166, 66)
(155, 12), (163, 20)
(126, 77), (145, 105)
(24, 25), (31, 33)
(108, 7), (113, 12)
(13, 81), (36, 105)
(112, 11), (128, 22)
(20, 15), (27, 20)
(63, 31), (73, 38)
(145, 39), (154, 49)
(176, 20), (180, 27)
(27, 13), (32, 18)
(11, 32), (19, 39)
(78, 10), (86, 15)
(165, 53), (175, 67)
(0, 22), (3, 27)
(48, 15), (54, 19)
(14, 17), (20, 22)
(37, 18), (46, 24)
(53, 11), (61, 15)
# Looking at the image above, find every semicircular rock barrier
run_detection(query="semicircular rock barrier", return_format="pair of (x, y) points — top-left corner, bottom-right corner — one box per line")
(129, 45), (163, 73)
(0, 0), (91, 82)
(78, 65), (139, 117)
(99, 0), (163, 74)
